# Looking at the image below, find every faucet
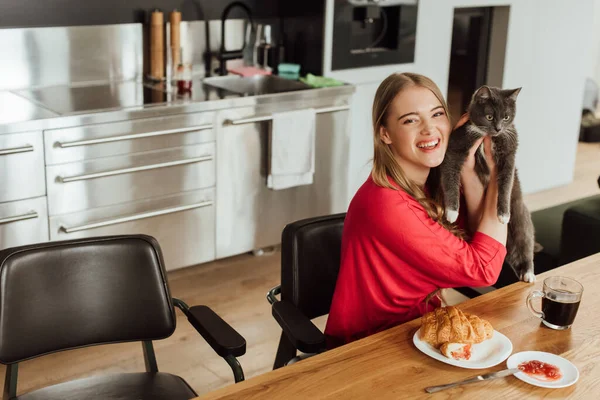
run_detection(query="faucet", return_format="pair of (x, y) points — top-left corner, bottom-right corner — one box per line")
(217, 1), (254, 76)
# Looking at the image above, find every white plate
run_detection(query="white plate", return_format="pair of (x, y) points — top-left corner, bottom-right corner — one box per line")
(506, 351), (579, 388)
(412, 329), (513, 369)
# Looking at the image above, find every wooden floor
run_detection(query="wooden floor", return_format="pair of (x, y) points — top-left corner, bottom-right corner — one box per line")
(1, 142), (598, 397)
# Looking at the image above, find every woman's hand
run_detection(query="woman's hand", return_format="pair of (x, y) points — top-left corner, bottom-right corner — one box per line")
(452, 114), (486, 234)
(450, 114), (506, 244)
(461, 137), (485, 179)
(476, 135), (507, 245)
(481, 136), (497, 175)
(453, 113), (484, 181)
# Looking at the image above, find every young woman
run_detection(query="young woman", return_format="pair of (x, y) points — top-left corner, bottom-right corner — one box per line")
(324, 73), (508, 347)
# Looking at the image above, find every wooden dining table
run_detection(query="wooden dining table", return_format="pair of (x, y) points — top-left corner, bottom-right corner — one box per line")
(196, 252), (600, 399)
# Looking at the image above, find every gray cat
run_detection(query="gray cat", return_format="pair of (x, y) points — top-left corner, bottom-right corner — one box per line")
(440, 85), (536, 283)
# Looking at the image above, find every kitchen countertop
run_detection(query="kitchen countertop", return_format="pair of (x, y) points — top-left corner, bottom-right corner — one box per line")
(9, 80), (239, 117)
(0, 91), (58, 124)
(13, 81), (180, 116)
(0, 78), (355, 135)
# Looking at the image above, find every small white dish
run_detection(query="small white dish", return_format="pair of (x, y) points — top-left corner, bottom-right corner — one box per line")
(506, 351), (579, 388)
(412, 329), (513, 369)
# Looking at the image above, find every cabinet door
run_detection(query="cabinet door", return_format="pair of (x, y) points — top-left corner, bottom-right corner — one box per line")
(215, 103), (350, 259)
(49, 189), (215, 270)
(0, 131), (45, 203)
(0, 196), (49, 250)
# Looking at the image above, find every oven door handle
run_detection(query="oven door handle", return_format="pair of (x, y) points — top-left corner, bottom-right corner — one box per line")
(224, 104), (350, 125)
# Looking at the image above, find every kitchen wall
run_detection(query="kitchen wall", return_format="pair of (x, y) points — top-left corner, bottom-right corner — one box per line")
(588, 0), (600, 95)
(324, 0), (594, 203)
(0, 0), (280, 28)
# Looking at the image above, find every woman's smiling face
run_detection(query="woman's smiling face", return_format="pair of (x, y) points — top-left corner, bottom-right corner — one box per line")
(379, 85), (451, 184)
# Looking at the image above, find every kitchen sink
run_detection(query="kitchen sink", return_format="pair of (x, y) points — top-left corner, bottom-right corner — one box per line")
(202, 75), (311, 96)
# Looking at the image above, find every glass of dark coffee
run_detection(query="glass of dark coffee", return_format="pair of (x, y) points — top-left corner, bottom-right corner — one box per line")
(527, 276), (583, 330)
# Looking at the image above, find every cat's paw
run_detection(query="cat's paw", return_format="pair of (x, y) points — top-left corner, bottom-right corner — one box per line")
(498, 213), (510, 224)
(445, 208), (459, 223)
(521, 271), (536, 283)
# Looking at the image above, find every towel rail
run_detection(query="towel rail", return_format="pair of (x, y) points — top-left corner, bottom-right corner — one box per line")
(224, 104), (350, 126)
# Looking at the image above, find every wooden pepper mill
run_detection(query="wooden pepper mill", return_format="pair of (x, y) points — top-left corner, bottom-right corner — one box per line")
(170, 10), (182, 70)
(150, 9), (165, 80)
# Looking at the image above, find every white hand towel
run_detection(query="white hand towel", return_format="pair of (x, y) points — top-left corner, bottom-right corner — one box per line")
(267, 108), (316, 190)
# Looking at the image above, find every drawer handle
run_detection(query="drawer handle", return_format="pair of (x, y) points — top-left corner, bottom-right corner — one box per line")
(56, 124), (214, 148)
(60, 201), (213, 233)
(58, 155), (213, 183)
(224, 105), (350, 125)
(0, 145), (34, 156)
(0, 211), (38, 225)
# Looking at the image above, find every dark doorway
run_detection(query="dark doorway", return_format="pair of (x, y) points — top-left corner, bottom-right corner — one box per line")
(447, 7), (494, 120)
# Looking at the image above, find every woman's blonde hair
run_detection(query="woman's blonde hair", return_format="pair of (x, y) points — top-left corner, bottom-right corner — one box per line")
(371, 72), (463, 237)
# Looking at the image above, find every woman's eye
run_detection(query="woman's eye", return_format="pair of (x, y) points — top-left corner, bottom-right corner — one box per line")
(433, 111), (445, 118)
(503, 115), (510, 121)
(403, 118), (416, 124)
(485, 114), (494, 121)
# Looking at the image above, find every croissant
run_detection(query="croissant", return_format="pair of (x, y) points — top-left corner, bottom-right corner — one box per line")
(419, 306), (493, 349)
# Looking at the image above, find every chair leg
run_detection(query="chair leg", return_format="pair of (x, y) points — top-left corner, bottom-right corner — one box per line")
(273, 332), (297, 370)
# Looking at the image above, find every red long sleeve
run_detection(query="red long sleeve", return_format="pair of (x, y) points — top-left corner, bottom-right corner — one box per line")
(324, 177), (506, 347)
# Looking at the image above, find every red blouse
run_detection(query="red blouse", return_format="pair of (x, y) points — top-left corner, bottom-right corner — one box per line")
(324, 176), (506, 347)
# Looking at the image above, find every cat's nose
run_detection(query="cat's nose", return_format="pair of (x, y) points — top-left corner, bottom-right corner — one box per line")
(494, 124), (502, 132)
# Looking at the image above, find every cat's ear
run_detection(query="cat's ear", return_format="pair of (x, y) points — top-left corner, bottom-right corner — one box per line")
(379, 126), (393, 145)
(507, 87), (522, 101)
(474, 85), (492, 100)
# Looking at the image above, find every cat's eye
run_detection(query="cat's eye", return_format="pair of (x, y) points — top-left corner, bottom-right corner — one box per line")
(485, 115), (494, 121)
(503, 115), (510, 121)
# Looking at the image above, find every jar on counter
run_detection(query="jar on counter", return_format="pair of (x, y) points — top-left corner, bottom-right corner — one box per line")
(175, 63), (192, 93)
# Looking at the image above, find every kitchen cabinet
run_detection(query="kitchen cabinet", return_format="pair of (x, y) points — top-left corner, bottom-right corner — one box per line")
(0, 196), (49, 249)
(0, 131), (45, 203)
(0, 84), (355, 270)
(42, 111), (218, 269)
(215, 99), (351, 259)
(49, 189), (215, 270)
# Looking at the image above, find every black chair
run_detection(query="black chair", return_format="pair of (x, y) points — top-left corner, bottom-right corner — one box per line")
(0, 235), (246, 400)
(267, 213), (345, 369)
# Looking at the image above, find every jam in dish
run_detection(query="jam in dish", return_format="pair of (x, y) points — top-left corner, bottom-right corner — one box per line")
(518, 360), (562, 381)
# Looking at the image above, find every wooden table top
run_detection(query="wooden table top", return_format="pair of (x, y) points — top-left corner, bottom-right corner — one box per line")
(196, 252), (600, 399)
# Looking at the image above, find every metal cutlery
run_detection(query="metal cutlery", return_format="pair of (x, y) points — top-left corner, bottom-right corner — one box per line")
(425, 368), (520, 393)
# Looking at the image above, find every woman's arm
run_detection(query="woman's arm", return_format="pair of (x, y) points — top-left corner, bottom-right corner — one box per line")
(454, 114), (486, 235)
(474, 137), (508, 245)
(460, 138), (485, 234)
(372, 190), (507, 289)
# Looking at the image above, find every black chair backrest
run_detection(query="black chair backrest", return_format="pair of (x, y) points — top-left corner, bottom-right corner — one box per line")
(0, 235), (176, 364)
(280, 213), (345, 320)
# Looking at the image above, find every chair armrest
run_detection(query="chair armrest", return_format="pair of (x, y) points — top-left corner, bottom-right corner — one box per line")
(187, 305), (246, 358)
(272, 300), (326, 354)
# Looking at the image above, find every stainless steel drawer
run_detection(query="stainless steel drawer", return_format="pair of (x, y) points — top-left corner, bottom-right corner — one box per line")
(44, 112), (216, 165)
(0, 131), (45, 203)
(0, 196), (49, 250)
(47, 142), (215, 216)
(49, 189), (215, 270)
